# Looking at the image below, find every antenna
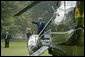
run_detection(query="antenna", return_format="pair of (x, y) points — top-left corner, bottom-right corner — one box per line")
(51, 6), (56, 12)
(52, 6), (60, 16)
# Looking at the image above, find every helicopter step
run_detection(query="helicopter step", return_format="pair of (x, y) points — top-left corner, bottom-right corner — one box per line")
(30, 46), (49, 56)
(41, 39), (50, 46)
(41, 34), (51, 46)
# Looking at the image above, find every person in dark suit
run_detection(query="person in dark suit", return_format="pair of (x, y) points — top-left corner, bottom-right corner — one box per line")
(5, 32), (9, 48)
(32, 17), (45, 39)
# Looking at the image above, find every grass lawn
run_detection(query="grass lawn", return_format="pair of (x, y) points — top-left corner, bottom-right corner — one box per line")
(1, 39), (51, 56)
(1, 32), (84, 56)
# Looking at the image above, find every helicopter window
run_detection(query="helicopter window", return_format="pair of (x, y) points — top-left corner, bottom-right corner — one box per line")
(60, 1), (76, 9)
(52, 1), (76, 32)
(54, 1), (76, 24)
(66, 1), (76, 7)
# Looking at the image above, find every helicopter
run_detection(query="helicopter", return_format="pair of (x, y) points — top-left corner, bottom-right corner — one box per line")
(14, 1), (84, 56)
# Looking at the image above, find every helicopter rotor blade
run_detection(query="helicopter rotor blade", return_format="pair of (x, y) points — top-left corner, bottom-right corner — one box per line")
(14, 1), (40, 16)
